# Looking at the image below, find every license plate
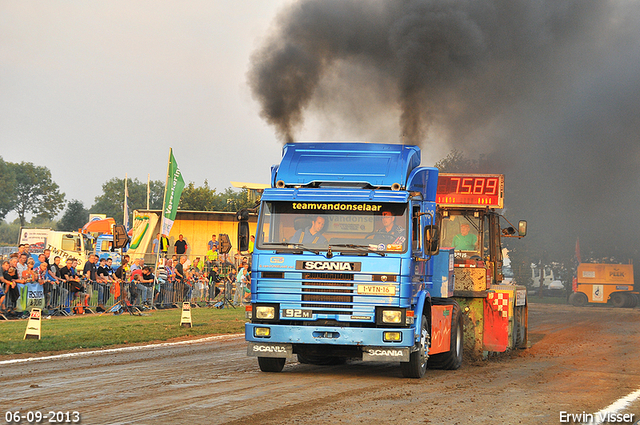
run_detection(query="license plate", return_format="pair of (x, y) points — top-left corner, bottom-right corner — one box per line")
(357, 284), (396, 296)
(282, 308), (313, 318)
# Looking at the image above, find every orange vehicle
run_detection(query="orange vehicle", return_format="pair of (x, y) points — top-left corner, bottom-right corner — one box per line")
(569, 263), (639, 307)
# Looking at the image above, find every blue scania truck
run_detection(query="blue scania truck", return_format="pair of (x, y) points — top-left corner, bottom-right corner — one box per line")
(244, 142), (527, 378)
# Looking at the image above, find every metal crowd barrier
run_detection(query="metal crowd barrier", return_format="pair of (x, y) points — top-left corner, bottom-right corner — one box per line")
(39, 279), (110, 316)
(2, 256), (249, 318)
(155, 274), (236, 309)
(38, 275), (239, 316)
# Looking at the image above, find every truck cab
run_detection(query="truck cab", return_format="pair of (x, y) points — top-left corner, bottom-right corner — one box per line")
(246, 143), (465, 378)
(19, 228), (124, 269)
(245, 144), (528, 376)
(93, 234), (122, 267)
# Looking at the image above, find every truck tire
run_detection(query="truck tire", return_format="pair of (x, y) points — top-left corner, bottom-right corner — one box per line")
(258, 357), (286, 372)
(428, 302), (463, 370)
(611, 292), (626, 308)
(622, 293), (637, 308)
(400, 315), (428, 379)
(513, 304), (527, 349)
(569, 292), (588, 307)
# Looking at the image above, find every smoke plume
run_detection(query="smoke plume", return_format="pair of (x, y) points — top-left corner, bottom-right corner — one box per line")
(248, 0), (640, 262)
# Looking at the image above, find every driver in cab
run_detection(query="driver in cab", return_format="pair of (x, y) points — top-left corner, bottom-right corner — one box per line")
(452, 223), (477, 251)
(377, 211), (406, 245)
(290, 215), (328, 245)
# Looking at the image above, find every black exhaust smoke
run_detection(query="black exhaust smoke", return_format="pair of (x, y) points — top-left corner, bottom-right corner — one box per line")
(248, 0), (640, 260)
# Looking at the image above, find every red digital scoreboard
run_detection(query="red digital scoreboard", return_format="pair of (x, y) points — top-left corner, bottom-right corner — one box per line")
(436, 173), (504, 208)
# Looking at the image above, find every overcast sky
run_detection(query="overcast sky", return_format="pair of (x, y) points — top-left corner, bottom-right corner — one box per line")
(8, 1), (636, 264)
(5, 1), (433, 219)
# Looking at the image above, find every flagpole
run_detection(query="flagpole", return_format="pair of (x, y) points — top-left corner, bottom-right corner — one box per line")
(124, 173), (128, 230)
(156, 148), (172, 268)
(153, 148), (173, 308)
(147, 173), (150, 210)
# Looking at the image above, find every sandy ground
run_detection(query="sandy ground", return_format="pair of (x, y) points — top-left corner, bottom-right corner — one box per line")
(2, 303), (640, 425)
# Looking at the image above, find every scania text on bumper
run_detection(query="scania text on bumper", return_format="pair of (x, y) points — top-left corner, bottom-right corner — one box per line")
(247, 342), (293, 358)
(362, 347), (410, 362)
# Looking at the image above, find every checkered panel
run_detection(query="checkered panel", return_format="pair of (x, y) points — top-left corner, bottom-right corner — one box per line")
(487, 292), (509, 317)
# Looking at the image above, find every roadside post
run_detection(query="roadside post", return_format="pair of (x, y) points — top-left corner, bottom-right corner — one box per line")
(180, 302), (192, 328)
(24, 308), (42, 340)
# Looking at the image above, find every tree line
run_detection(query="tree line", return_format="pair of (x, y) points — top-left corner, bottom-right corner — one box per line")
(1, 150), (597, 291)
(0, 156), (255, 246)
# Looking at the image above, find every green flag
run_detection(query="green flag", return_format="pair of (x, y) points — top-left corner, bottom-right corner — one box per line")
(161, 149), (185, 236)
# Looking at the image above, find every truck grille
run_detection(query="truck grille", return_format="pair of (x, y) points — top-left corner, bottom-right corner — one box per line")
(302, 272), (353, 281)
(301, 272), (354, 312)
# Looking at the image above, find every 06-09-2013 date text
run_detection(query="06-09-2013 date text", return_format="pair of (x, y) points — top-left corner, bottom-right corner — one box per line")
(5, 411), (81, 424)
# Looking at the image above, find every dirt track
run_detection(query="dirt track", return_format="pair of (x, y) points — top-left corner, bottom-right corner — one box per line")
(2, 304), (640, 425)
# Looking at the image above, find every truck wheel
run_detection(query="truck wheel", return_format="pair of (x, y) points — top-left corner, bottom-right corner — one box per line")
(611, 292), (626, 308)
(401, 315), (428, 379)
(428, 302), (463, 370)
(569, 292), (588, 307)
(513, 305), (527, 349)
(623, 293), (637, 308)
(257, 357), (286, 372)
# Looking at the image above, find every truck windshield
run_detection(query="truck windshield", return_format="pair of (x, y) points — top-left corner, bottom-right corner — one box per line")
(257, 201), (408, 253)
(84, 235), (94, 252)
(440, 212), (481, 257)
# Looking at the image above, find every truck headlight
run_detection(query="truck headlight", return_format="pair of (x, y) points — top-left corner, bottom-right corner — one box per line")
(375, 307), (406, 326)
(382, 310), (402, 324)
(255, 306), (276, 320)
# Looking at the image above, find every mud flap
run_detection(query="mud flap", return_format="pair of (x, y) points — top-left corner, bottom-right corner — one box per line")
(483, 292), (510, 352)
(247, 342), (293, 358)
(362, 347), (410, 362)
(429, 304), (453, 355)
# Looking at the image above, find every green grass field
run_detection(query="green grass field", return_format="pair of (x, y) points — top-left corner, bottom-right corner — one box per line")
(1, 295), (573, 358)
(0, 306), (247, 356)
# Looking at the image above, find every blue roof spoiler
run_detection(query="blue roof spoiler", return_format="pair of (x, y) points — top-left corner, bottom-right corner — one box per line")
(272, 142), (423, 189)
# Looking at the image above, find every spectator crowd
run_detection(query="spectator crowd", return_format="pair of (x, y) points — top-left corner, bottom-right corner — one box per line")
(1, 234), (253, 319)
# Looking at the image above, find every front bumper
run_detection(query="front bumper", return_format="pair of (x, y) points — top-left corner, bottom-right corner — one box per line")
(246, 323), (413, 345)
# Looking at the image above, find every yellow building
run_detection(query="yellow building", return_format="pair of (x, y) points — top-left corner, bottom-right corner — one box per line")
(129, 209), (258, 265)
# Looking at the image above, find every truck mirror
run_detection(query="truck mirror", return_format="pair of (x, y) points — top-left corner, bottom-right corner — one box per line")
(238, 222), (250, 252)
(112, 225), (130, 249)
(424, 225), (440, 255)
(236, 209), (249, 221)
(518, 220), (527, 237)
(219, 234), (232, 254)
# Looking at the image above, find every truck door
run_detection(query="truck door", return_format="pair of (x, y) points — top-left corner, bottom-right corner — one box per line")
(487, 213), (503, 284)
(411, 202), (425, 291)
(411, 203), (422, 254)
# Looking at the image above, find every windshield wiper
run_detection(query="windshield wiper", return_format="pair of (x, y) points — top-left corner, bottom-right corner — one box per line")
(329, 244), (386, 257)
(463, 214), (480, 233)
(261, 242), (320, 255)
